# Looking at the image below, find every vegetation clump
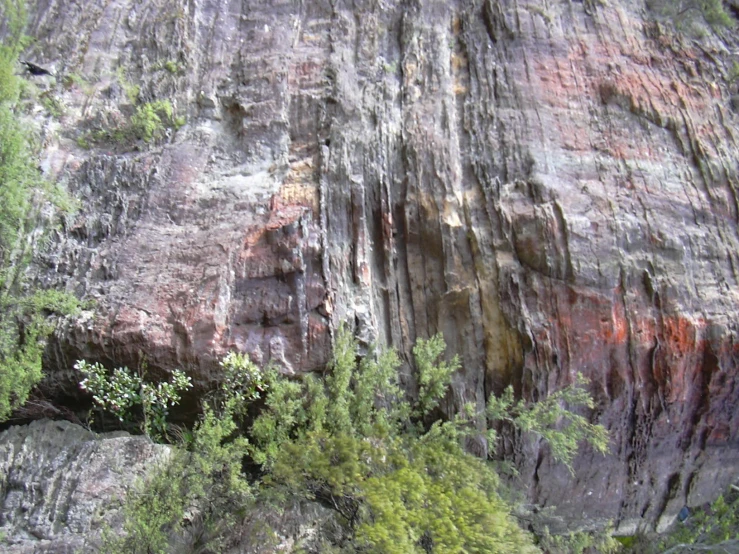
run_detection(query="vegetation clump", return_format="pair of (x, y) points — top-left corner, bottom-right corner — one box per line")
(250, 330), (609, 552)
(77, 359), (192, 439)
(78, 67), (185, 148)
(97, 353), (260, 552)
(92, 328), (612, 553)
(646, 0), (736, 32)
(0, 0), (78, 422)
(621, 486), (739, 554)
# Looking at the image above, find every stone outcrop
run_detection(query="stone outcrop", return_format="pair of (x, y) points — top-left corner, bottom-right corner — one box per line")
(7, 0), (739, 535)
(0, 419), (168, 552)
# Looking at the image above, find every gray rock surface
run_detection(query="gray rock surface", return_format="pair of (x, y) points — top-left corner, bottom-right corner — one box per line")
(4, 0), (738, 537)
(0, 419), (168, 553)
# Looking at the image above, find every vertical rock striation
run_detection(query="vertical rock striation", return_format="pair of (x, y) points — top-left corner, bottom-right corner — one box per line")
(9, 0), (739, 532)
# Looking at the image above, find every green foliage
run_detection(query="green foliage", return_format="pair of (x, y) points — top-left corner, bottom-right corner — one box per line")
(81, 99), (183, 147)
(130, 100), (174, 142)
(0, 0), (79, 423)
(620, 486), (739, 554)
(77, 360), (192, 439)
(249, 328), (409, 469)
(728, 61), (739, 83)
(414, 334), (461, 417)
(486, 373), (610, 473)
(154, 60), (182, 74)
(0, 0), (28, 104)
(102, 363), (253, 553)
(0, 290), (78, 421)
(116, 66), (140, 105)
(100, 328), (612, 552)
(647, 0), (735, 32)
(77, 68), (183, 147)
(39, 91), (64, 117)
(251, 328), (548, 552)
(357, 432), (539, 554)
(537, 525), (622, 554)
(382, 60), (398, 75)
(216, 351), (268, 407)
(103, 406), (251, 553)
(62, 72), (89, 90)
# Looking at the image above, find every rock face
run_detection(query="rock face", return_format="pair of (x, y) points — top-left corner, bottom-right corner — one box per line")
(0, 420), (341, 553)
(0, 419), (168, 552)
(10, 0), (739, 534)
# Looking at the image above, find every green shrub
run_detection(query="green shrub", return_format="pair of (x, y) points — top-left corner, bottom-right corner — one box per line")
(251, 328), (609, 551)
(102, 405), (251, 553)
(80, 99), (183, 147)
(102, 357), (254, 553)
(0, 291), (78, 421)
(486, 373), (610, 473)
(130, 100), (174, 142)
(215, 351), (268, 407)
(77, 359), (192, 439)
(104, 330), (610, 552)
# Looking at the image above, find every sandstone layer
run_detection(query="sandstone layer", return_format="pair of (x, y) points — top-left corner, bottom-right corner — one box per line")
(8, 0), (739, 534)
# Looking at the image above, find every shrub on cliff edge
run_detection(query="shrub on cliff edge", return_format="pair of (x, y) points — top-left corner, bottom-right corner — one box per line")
(0, 0), (78, 422)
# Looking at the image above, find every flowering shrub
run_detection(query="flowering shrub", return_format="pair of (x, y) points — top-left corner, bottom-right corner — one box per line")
(76, 360), (192, 439)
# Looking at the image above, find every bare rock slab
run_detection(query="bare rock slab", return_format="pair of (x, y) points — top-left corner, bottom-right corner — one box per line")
(0, 420), (168, 553)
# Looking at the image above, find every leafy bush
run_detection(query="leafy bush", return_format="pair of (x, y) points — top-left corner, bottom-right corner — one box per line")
(77, 359), (192, 439)
(0, 291), (78, 421)
(251, 328), (609, 552)
(101, 357), (255, 553)
(130, 100), (174, 142)
(78, 67), (184, 148)
(214, 351), (269, 408)
(102, 330), (610, 552)
(80, 99), (183, 147)
(102, 406), (251, 553)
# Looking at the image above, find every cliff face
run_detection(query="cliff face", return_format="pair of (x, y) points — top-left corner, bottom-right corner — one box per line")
(11, 0), (739, 534)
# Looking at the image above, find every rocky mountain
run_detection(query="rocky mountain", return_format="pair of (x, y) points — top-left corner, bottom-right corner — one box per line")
(2, 0), (738, 543)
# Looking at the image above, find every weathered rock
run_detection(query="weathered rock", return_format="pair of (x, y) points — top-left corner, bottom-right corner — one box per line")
(8, 0), (739, 535)
(0, 419), (168, 552)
